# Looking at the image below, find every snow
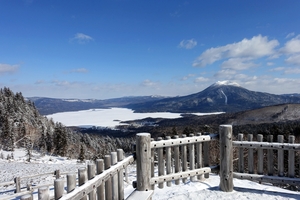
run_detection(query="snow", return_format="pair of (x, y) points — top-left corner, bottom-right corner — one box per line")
(0, 149), (299, 200)
(46, 108), (222, 128)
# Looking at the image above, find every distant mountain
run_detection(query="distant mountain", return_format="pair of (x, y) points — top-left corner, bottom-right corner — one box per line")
(28, 96), (167, 115)
(127, 81), (300, 113)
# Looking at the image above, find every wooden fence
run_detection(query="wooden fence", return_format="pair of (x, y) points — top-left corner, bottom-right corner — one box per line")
(0, 149), (134, 200)
(233, 133), (300, 186)
(1, 125), (300, 199)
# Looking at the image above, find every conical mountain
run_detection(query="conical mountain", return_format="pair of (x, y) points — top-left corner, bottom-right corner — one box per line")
(128, 81), (300, 113)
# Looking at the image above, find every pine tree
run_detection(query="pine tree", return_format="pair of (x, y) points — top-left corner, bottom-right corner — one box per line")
(78, 144), (85, 162)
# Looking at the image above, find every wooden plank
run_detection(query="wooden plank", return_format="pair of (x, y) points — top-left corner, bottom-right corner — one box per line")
(232, 141), (300, 150)
(157, 137), (165, 188)
(67, 174), (76, 193)
(117, 149), (125, 200)
(196, 133), (203, 181)
(173, 135), (180, 185)
(151, 134), (219, 149)
(111, 152), (118, 200)
(54, 179), (64, 200)
(248, 134), (254, 174)
(219, 125), (233, 192)
(150, 138), (155, 190)
(88, 163), (96, 200)
(267, 135), (274, 176)
(233, 172), (300, 186)
(257, 134), (263, 175)
(189, 134), (196, 181)
(203, 133), (210, 179)
(96, 159), (105, 200)
(238, 134), (244, 173)
(105, 155), (112, 200)
(166, 136), (172, 187)
(277, 135), (284, 177)
(38, 186), (49, 200)
(181, 134), (188, 183)
(288, 135), (295, 178)
(150, 167), (211, 185)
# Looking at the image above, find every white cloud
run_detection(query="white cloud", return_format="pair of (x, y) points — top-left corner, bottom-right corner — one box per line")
(284, 67), (300, 74)
(286, 32), (295, 39)
(193, 35), (279, 67)
(221, 58), (258, 71)
(178, 39), (197, 49)
(71, 33), (94, 44)
(281, 35), (300, 54)
(141, 79), (159, 87)
(181, 74), (195, 81)
(285, 54), (300, 65)
(267, 62), (274, 66)
(214, 69), (237, 78)
(194, 77), (209, 83)
(0, 63), (19, 75)
(269, 67), (285, 72)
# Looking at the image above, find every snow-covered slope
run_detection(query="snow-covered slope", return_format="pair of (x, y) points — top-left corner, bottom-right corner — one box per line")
(0, 149), (299, 200)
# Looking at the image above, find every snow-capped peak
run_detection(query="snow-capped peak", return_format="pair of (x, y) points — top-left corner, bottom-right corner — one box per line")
(212, 80), (240, 87)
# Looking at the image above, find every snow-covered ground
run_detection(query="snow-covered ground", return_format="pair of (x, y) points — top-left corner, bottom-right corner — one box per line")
(0, 149), (299, 200)
(46, 107), (223, 128)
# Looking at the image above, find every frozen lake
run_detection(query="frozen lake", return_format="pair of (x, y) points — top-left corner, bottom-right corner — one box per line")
(47, 107), (222, 128)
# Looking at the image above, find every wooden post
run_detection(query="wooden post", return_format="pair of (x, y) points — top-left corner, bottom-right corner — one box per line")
(238, 133), (244, 173)
(105, 155), (112, 200)
(196, 133), (204, 180)
(78, 167), (88, 200)
(111, 152), (119, 200)
(219, 125), (233, 192)
(157, 137), (164, 188)
(55, 170), (60, 179)
(189, 134), (196, 181)
(14, 177), (21, 193)
(166, 136), (172, 187)
(20, 194), (32, 200)
(136, 133), (151, 191)
(67, 173), (76, 193)
(150, 138), (155, 190)
(181, 134), (188, 183)
(248, 134), (254, 174)
(267, 135), (274, 176)
(288, 135), (295, 178)
(277, 135), (284, 177)
(88, 163), (96, 200)
(117, 149), (125, 200)
(257, 134), (263, 175)
(96, 159), (105, 200)
(54, 178), (65, 200)
(38, 186), (49, 200)
(203, 133), (210, 179)
(173, 135), (180, 185)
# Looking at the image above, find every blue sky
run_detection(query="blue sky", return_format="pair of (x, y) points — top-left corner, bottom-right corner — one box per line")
(1, 0), (300, 99)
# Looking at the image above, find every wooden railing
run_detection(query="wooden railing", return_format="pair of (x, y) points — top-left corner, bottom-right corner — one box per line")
(0, 149), (134, 200)
(233, 133), (300, 186)
(1, 125), (300, 200)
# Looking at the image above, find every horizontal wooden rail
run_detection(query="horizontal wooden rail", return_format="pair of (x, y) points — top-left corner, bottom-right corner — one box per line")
(0, 189), (33, 200)
(233, 172), (300, 185)
(60, 155), (135, 200)
(0, 181), (14, 187)
(233, 141), (300, 150)
(151, 133), (218, 149)
(150, 167), (211, 185)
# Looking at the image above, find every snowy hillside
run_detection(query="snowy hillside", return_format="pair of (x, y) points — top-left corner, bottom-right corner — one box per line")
(0, 149), (299, 200)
